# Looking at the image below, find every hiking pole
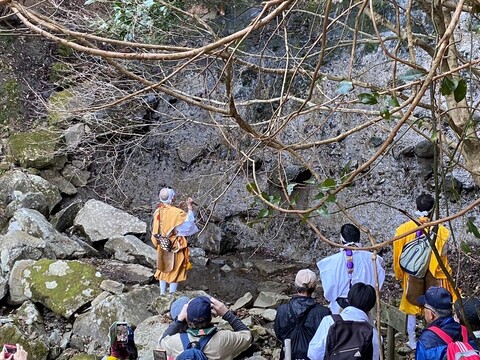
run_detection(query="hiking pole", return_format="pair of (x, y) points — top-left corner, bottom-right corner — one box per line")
(284, 339), (292, 360)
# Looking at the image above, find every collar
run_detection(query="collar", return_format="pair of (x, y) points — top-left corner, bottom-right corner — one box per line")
(187, 326), (217, 337)
(340, 306), (370, 322)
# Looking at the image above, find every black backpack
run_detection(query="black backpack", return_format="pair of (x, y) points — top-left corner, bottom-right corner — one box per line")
(325, 314), (374, 360)
(280, 305), (315, 360)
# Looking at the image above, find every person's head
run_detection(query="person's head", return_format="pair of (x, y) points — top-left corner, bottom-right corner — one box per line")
(159, 187), (175, 204)
(347, 283), (376, 314)
(295, 269), (317, 296)
(416, 193), (435, 215)
(418, 286), (453, 323)
(340, 223), (360, 245)
(187, 296), (212, 329)
(170, 296), (190, 320)
(454, 297), (480, 331)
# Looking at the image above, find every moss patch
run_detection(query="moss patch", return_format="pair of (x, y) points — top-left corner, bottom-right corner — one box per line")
(47, 89), (75, 125)
(8, 130), (65, 169)
(25, 259), (104, 318)
(50, 62), (73, 84)
(0, 78), (21, 125)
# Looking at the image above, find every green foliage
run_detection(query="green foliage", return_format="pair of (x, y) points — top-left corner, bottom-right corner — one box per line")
(86, 0), (185, 41)
(398, 68), (426, 82)
(466, 218), (480, 239)
(357, 92), (399, 119)
(440, 76), (467, 102)
(336, 80), (353, 95)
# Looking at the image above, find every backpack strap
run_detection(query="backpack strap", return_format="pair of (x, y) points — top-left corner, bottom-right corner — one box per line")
(331, 314), (343, 323)
(428, 326), (453, 344)
(179, 332), (215, 351)
(461, 325), (469, 343)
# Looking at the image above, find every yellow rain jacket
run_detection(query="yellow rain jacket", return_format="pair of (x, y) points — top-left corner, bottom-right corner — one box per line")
(393, 217), (457, 315)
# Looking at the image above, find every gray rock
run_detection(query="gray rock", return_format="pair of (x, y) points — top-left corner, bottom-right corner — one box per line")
(50, 200), (84, 233)
(369, 136), (384, 148)
(232, 292), (254, 311)
(40, 169), (77, 196)
(256, 281), (289, 294)
(191, 256), (209, 266)
(0, 170), (62, 212)
(5, 191), (49, 218)
(70, 285), (159, 354)
(104, 263), (154, 285)
(0, 275), (7, 301)
(1, 231), (46, 274)
(221, 264), (232, 272)
(253, 291), (290, 309)
(8, 259), (35, 305)
(262, 308), (277, 322)
(177, 144), (205, 164)
(105, 234), (156, 267)
(15, 301), (48, 342)
(61, 164), (90, 187)
(74, 199), (147, 242)
(7, 208), (86, 260)
(135, 315), (170, 360)
(100, 279), (124, 295)
(64, 123), (86, 149)
(254, 260), (296, 276)
(414, 140), (435, 158)
(189, 247), (206, 257)
(196, 223), (234, 255)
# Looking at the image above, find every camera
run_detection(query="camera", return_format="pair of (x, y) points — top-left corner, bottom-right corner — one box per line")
(3, 345), (17, 359)
(152, 349), (167, 360)
(115, 322), (129, 345)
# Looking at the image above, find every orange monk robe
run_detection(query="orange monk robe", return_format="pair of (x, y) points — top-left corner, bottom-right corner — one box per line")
(151, 204), (190, 283)
(393, 217), (457, 316)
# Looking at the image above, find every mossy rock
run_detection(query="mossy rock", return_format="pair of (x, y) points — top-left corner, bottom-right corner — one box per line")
(8, 130), (67, 169)
(24, 259), (104, 318)
(50, 62), (73, 85)
(0, 323), (49, 360)
(0, 78), (21, 125)
(47, 86), (94, 125)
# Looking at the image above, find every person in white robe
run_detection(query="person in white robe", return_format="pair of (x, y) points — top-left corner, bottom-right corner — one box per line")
(317, 223), (385, 314)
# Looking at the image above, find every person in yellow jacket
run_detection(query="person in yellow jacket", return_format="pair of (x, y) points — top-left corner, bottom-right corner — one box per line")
(151, 187), (199, 294)
(393, 193), (457, 350)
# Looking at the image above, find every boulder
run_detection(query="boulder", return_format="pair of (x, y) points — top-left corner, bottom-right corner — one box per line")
(8, 130), (67, 169)
(0, 323), (49, 360)
(0, 170), (62, 212)
(254, 260), (296, 276)
(8, 259), (35, 305)
(135, 315), (170, 360)
(70, 285), (159, 354)
(5, 191), (49, 217)
(0, 275), (7, 301)
(15, 301), (48, 342)
(74, 199), (147, 242)
(40, 169), (77, 196)
(61, 164), (90, 188)
(414, 140), (435, 159)
(64, 123), (87, 150)
(96, 262), (154, 285)
(253, 291), (289, 309)
(1, 231), (46, 274)
(104, 235), (156, 267)
(100, 279), (124, 295)
(232, 292), (254, 311)
(21, 259), (104, 318)
(256, 281), (289, 294)
(7, 208), (86, 260)
(50, 200), (84, 233)
(195, 223), (235, 255)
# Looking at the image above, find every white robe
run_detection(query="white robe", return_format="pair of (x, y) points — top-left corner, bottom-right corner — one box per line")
(317, 248), (385, 314)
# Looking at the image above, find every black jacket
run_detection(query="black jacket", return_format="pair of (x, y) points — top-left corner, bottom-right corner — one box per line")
(274, 296), (331, 359)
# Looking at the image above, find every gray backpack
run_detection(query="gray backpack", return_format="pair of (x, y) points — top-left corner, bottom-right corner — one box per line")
(399, 228), (436, 278)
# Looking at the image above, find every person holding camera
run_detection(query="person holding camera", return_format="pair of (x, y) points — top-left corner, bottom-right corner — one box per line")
(2, 344), (28, 360)
(104, 322), (138, 360)
(151, 187), (199, 295)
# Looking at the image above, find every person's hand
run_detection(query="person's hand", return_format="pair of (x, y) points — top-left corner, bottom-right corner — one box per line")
(210, 296), (229, 317)
(186, 197), (193, 210)
(10, 344), (28, 360)
(177, 303), (188, 322)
